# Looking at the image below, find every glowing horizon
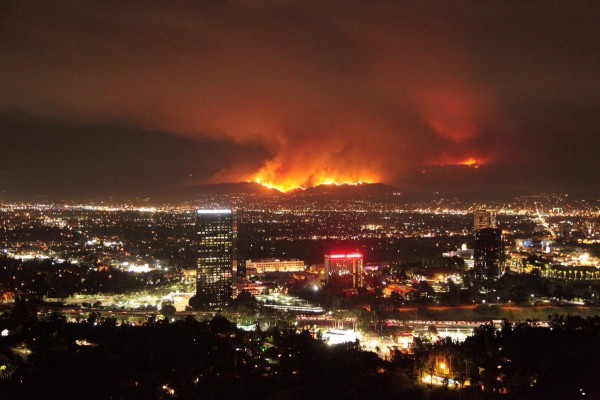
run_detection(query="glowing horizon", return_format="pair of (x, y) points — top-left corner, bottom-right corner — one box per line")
(252, 176), (376, 193)
(459, 157), (481, 167)
(433, 155), (491, 167)
(247, 155), (489, 192)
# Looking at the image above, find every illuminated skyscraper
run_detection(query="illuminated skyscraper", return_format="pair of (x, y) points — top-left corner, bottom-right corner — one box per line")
(196, 209), (236, 308)
(325, 253), (363, 291)
(473, 209), (497, 231)
(473, 210), (500, 280)
(474, 228), (504, 281)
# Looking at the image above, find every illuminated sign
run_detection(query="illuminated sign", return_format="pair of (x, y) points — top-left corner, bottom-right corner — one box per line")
(328, 253), (362, 259)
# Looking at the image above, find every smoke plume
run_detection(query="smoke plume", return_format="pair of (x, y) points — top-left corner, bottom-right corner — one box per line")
(4, 1), (596, 194)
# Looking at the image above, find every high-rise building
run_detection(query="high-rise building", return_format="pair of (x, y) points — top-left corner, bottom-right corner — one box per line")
(236, 258), (247, 278)
(325, 253), (363, 291)
(196, 209), (236, 309)
(474, 228), (504, 281)
(473, 210), (497, 231)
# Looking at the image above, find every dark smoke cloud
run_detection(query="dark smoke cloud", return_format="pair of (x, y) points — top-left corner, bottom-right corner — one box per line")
(1, 1), (599, 197)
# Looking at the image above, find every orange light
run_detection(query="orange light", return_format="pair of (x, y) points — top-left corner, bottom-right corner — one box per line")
(459, 157), (479, 166)
(253, 177), (374, 193)
(433, 155), (490, 168)
(254, 180), (305, 193)
(248, 156), (380, 193)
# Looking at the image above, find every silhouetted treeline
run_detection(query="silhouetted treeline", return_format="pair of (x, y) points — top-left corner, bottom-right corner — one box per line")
(0, 256), (172, 298)
(0, 313), (424, 400)
(418, 315), (600, 400)
(2, 310), (600, 399)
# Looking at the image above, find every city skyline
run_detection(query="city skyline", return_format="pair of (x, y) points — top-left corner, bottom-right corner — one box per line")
(2, 191), (600, 398)
(1, 2), (599, 200)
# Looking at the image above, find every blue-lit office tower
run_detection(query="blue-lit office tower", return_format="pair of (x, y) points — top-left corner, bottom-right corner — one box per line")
(474, 228), (504, 281)
(196, 209), (236, 309)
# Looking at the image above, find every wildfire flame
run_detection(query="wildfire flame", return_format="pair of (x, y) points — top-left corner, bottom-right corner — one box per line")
(459, 157), (480, 167)
(253, 180), (305, 192)
(253, 178), (373, 193)
(248, 156), (379, 192)
(434, 155), (490, 168)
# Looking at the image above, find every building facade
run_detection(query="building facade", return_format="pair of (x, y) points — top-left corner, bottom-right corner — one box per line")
(474, 228), (504, 281)
(325, 253), (364, 291)
(196, 209), (236, 308)
(474, 209), (497, 231)
(246, 259), (305, 274)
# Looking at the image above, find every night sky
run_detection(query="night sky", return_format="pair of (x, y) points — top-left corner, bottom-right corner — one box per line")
(1, 1), (599, 200)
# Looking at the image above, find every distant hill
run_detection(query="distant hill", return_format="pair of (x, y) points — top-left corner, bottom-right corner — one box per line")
(182, 181), (397, 199)
(290, 182), (396, 197)
(184, 182), (282, 196)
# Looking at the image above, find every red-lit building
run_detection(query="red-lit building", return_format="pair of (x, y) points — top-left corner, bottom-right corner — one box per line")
(325, 253), (364, 291)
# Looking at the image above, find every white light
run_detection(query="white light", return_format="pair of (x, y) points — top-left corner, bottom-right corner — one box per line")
(197, 209), (232, 214)
(323, 329), (358, 345)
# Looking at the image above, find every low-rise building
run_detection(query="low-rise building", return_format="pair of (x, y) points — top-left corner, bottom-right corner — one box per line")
(246, 259), (305, 274)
